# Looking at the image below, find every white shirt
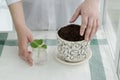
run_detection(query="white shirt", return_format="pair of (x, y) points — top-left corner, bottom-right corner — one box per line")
(6, 0), (21, 5)
(6, 0), (83, 30)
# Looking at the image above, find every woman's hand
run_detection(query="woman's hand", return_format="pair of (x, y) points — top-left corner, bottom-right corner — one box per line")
(8, 2), (34, 66)
(17, 26), (34, 66)
(70, 0), (100, 41)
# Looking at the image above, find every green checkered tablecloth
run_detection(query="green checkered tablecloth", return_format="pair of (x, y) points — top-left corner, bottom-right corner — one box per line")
(0, 30), (117, 80)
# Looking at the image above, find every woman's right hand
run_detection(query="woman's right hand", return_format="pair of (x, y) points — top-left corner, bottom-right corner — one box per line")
(17, 26), (34, 66)
(8, 1), (34, 66)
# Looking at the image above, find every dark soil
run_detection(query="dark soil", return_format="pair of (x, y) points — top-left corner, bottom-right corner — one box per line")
(58, 24), (85, 41)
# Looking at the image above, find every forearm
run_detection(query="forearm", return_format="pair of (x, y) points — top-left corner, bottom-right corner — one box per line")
(8, 1), (26, 32)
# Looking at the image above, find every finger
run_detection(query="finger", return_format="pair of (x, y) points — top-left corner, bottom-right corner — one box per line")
(27, 51), (33, 66)
(89, 20), (96, 40)
(95, 19), (100, 33)
(19, 42), (30, 63)
(21, 51), (33, 66)
(19, 53), (26, 61)
(28, 51), (33, 63)
(85, 18), (93, 41)
(80, 15), (88, 36)
(70, 7), (81, 23)
(19, 53), (28, 63)
(21, 44), (28, 59)
(28, 35), (34, 43)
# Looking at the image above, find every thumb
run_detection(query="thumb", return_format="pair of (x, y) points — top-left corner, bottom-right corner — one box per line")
(70, 6), (81, 23)
(28, 35), (34, 43)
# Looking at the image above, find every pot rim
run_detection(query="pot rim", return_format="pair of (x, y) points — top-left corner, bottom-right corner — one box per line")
(57, 33), (87, 43)
(57, 24), (88, 43)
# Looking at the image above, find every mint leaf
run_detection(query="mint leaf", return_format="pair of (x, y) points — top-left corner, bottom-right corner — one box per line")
(34, 39), (43, 45)
(30, 41), (39, 48)
(41, 44), (47, 49)
(30, 39), (47, 49)
(30, 39), (43, 48)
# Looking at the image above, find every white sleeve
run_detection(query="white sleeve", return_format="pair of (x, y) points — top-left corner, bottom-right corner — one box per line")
(6, 0), (21, 5)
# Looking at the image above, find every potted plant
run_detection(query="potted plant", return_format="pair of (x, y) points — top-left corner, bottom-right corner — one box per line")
(30, 39), (47, 65)
(56, 24), (91, 63)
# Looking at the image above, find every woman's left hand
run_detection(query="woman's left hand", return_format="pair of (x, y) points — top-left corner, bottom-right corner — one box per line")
(70, 0), (100, 41)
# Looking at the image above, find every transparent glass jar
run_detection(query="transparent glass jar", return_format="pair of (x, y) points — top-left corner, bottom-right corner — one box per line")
(32, 48), (47, 65)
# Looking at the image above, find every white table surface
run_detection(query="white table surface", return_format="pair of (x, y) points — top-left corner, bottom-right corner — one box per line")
(0, 30), (118, 80)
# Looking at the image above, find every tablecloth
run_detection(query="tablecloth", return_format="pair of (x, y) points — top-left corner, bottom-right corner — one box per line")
(0, 28), (118, 80)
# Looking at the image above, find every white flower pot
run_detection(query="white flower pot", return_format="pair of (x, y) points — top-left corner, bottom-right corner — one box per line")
(56, 24), (89, 63)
